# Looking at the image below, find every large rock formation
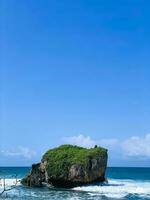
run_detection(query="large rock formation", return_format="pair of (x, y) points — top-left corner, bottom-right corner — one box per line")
(21, 145), (108, 188)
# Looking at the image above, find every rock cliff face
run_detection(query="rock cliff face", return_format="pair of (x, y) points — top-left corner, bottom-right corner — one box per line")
(21, 163), (45, 187)
(21, 145), (108, 188)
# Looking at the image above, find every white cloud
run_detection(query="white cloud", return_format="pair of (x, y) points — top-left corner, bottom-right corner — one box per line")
(98, 138), (119, 149)
(63, 134), (118, 149)
(1, 146), (36, 160)
(63, 133), (150, 159)
(122, 133), (150, 158)
(63, 134), (96, 148)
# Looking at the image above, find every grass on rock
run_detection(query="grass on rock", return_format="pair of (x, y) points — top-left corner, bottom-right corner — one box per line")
(42, 144), (107, 178)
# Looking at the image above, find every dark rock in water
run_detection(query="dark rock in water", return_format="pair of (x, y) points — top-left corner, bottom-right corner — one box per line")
(21, 145), (108, 188)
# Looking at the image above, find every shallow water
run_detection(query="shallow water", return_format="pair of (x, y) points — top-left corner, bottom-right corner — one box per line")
(0, 167), (150, 199)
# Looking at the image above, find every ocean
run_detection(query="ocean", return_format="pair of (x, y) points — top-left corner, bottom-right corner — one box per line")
(0, 167), (150, 199)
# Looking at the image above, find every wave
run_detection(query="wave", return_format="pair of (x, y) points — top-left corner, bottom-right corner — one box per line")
(0, 178), (21, 190)
(1, 178), (150, 199)
(72, 179), (150, 199)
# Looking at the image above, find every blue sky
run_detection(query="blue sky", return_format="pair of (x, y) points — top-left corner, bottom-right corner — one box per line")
(0, 0), (150, 166)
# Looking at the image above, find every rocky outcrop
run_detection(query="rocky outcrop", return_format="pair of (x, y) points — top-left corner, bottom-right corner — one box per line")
(21, 163), (45, 187)
(21, 145), (108, 188)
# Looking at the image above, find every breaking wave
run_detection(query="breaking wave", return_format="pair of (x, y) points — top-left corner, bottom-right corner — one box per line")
(73, 179), (150, 199)
(1, 178), (150, 199)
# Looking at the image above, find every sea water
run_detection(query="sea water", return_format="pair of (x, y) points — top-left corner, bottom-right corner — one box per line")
(0, 167), (150, 199)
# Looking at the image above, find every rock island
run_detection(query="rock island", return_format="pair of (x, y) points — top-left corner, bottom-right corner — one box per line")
(21, 144), (108, 188)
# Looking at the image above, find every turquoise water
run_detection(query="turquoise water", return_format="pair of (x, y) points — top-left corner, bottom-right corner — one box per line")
(0, 167), (150, 199)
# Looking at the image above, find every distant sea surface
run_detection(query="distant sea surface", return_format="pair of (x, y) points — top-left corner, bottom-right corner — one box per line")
(0, 167), (150, 200)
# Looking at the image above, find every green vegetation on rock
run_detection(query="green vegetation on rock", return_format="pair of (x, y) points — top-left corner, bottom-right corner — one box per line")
(42, 144), (107, 178)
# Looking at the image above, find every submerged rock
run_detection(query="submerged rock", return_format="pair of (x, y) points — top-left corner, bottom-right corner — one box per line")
(21, 144), (108, 188)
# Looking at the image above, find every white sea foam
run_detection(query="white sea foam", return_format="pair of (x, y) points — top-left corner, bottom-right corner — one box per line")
(1, 178), (150, 199)
(72, 179), (150, 198)
(0, 178), (21, 190)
